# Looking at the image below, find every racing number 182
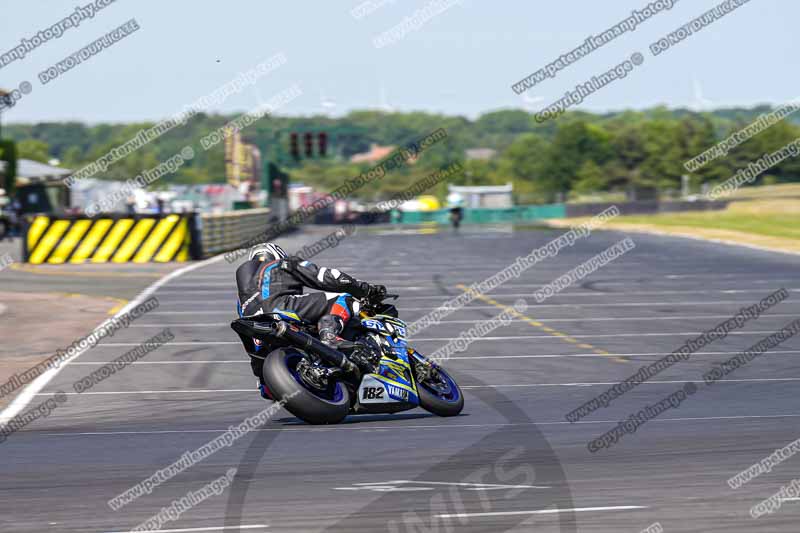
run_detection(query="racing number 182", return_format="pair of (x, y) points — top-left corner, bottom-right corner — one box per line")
(362, 387), (384, 400)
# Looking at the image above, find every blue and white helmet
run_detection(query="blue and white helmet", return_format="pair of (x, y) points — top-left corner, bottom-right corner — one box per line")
(249, 242), (287, 261)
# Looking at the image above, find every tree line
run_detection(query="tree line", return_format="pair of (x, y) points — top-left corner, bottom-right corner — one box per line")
(5, 105), (800, 203)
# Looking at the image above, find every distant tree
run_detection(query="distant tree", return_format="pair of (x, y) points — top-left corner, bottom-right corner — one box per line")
(0, 140), (18, 196)
(16, 139), (50, 163)
(677, 115), (724, 191)
(572, 160), (608, 194)
(540, 121), (613, 195)
(635, 119), (685, 191)
(4, 105), (800, 198)
(60, 146), (84, 168)
(494, 133), (548, 199)
(459, 159), (495, 186)
(739, 121), (800, 183)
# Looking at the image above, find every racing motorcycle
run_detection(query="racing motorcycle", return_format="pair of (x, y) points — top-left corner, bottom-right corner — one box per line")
(231, 293), (464, 424)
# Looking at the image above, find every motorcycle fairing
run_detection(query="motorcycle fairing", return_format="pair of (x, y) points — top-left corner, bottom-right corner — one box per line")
(358, 315), (419, 406)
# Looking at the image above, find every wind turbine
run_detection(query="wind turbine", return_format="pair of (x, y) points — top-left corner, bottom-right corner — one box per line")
(690, 79), (715, 111)
(519, 92), (544, 113)
(378, 85), (395, 113)
(252, 86), (270, 113)
(320, 89), (336, 115)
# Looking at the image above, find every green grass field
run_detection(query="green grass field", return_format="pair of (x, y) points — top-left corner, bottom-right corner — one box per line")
(726, 182), (800, 200)
(617, 200), (800, 241)
(549, 192), (800, 253)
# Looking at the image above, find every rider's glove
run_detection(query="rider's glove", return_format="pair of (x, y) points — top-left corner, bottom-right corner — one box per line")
(366, 284), (387, 302)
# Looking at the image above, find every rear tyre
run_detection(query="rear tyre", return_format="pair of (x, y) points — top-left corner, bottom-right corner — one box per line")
(410, 352), (464, 417)
(263, 347), (350, 425)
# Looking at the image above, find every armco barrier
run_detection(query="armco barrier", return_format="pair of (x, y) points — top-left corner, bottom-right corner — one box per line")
(564, 200), (729, 217)
(23, 213), (200, 264)
(199, 208), (272, 257)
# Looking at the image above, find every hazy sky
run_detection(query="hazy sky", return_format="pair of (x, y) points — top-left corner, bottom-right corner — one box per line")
(0, 0), (795, 123)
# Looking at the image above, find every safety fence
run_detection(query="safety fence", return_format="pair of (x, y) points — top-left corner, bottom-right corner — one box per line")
(22, 208), (279, 264)
(22, 200), (729, 263)
(198, 208), (272, 257)
(394, 200), (727, 224)
(564, 199), (728, 217)
(395, 204), (567, 224)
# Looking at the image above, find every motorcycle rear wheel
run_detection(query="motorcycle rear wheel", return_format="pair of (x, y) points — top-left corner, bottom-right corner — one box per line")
(263, 347), (350, 425)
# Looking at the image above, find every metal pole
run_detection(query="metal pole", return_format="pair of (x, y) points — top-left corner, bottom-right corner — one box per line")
(0, 89), (9, 140)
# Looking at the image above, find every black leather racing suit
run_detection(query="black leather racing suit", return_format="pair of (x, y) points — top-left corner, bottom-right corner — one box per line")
(236, 256), (375, 384)
(235, 256), (371, 323)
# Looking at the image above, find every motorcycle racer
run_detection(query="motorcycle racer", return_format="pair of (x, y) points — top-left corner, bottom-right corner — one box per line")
(235, 242), (386, 398)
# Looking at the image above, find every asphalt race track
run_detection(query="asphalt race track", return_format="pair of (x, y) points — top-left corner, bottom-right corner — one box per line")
(3, 225), (800, 533)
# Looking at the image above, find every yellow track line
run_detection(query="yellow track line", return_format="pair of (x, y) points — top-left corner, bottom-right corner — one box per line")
(106, 297), (129, 315)
(50, 292), (129, 316)
(455, 284), (628, 363)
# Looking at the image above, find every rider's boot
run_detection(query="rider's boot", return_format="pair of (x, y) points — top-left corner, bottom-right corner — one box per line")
(317, 315), (378, 373)
(317, 315), (345, 348)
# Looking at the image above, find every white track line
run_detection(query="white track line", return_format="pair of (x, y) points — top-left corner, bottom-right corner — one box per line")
(148, 291), (800, 300)
(125, 313), (800, 327)
(61, 351), (800, 364)
(159, 282), (407, 288)
(436, 505), (646, 519)
(128, 323), (230, 327)
(34, 377), (800, 396)
(0, 255), (226, 425)
(148, 311), (234, 314)
(160, 285), (800, 295)
(410, 330), (800, 341)
(32, 388), (242, 395)
(69, 360), (250, 365)
(98, 341), (239, 346)
(34, 413), (800, 438)
(362, 479), (548, 489)
(145, 301), (800, 312)
(169, 272), (796, 281)
(103, 526), (268, 533)
(444, 350), (800, 359)
(463, 378), (800, 387)
(90, 330), (800, 346)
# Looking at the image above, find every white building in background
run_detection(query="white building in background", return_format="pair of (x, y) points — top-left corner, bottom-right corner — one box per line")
(69, 177), (129, 212)
(447, 183), (513, 208)
(464, 148), (497, 161)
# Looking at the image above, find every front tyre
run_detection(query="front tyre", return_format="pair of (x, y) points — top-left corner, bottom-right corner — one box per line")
(263, 347), (350, 425)
(410, 351), (464, 417)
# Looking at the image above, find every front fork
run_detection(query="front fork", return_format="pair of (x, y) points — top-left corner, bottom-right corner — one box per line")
(408, 348), (437, 383)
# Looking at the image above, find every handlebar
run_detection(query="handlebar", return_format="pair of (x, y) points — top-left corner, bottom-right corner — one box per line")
(359, 292), (399, 309)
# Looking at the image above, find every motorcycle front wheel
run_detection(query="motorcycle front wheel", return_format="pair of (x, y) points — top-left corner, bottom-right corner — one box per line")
(263, 347), (350, 425)
(410, 350), (464, 417)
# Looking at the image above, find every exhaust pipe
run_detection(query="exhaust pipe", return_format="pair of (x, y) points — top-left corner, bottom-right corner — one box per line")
(231, 319), (359, 374)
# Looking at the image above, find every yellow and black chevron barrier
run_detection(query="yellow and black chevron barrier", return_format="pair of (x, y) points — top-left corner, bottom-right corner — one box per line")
(24, 214), (200, 264)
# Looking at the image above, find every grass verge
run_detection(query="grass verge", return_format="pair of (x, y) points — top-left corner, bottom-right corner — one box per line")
(546, 200), (800, 254)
